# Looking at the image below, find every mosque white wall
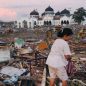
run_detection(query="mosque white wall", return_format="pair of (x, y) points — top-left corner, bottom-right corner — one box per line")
(54, 20), (60, 26)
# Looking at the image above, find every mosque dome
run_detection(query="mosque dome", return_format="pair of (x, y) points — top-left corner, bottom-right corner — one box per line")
(30, 10), (39, 15)
(61, 9), (70, 15)
(41, 12), (45, 16)
(55, 11), (60, 15)
(45, 6), (54, 11)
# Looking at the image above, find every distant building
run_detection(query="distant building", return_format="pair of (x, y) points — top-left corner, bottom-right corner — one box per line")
(0, 21), (16, 29)
(16, 6), (85, 29)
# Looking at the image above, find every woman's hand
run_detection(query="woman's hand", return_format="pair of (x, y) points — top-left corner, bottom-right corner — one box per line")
(64, 55), (71, 61)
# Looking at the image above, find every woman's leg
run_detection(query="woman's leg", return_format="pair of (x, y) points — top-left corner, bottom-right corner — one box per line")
(57, 67), (68, 86)
(62, 80), (67, 86)
(48, 66), (57, 86)
(49, 78), (55, 86)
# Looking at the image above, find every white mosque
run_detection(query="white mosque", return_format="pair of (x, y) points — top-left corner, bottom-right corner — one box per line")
(16, 6), (86, 29)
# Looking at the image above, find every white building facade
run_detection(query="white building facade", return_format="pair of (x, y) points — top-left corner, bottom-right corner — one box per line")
(16, 6), (76, 29)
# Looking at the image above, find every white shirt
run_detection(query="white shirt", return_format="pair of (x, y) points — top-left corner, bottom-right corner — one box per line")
(46, 39), (71, 68)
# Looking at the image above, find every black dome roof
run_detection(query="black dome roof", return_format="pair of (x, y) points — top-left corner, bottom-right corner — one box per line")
(55, 11), (60, 15)
(30, 10), (39, 15)
(61, 9), (70, 15)
(42, 12), (45, 16)
(45, 6), (54, 11)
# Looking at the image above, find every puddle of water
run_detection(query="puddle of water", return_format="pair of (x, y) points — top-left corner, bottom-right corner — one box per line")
(0, 49), (10, 62)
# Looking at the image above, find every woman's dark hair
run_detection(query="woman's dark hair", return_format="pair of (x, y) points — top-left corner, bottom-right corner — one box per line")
(57, 28), (73, 37)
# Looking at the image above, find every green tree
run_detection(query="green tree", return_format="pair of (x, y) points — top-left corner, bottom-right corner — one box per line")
(73, 7), (86, 24)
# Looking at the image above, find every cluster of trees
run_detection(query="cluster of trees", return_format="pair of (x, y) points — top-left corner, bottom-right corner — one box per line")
(73, 7), (86, 24)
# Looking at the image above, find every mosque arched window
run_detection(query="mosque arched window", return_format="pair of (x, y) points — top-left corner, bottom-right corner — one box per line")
(61, 21), (63, 25)
(44, 21), (47, 25)
(67, 20), (69, 24)
(29, 22), (31, 28)
(19, 22), (21, 28)
(46, 21), (49, 25)
(64, 20), (66, 24)
(34, 21), (36, 25)
(49, 21), (51, 25)
(23, 20), (28, 28)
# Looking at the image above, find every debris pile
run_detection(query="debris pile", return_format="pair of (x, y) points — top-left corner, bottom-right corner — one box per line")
(0, 25), (86, 85)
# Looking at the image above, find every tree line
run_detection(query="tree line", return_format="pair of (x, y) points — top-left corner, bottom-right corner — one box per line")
(73, 7), (86, 24)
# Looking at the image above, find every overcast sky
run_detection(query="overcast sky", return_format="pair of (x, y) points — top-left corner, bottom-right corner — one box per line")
(0, 0), (86, 21)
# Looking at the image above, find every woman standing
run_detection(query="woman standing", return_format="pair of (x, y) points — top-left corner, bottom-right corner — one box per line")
(46, 28), (73, 86)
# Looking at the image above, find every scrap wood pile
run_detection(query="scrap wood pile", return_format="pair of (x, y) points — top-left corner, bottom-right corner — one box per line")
(68, 42), (86, 85)
(0, 50), (48, 86)
(0, 40), (86, 86)
(66, 33), (86, 85)
(0, 59), (30, 85)
(67, 79), (86, 86)
(0, 25), (86, 86)
(70, 43), (86, 54)
(70, 54), (86, 82)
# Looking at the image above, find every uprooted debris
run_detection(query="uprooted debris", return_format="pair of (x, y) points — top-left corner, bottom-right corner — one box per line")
(0, 25), (86, 86)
